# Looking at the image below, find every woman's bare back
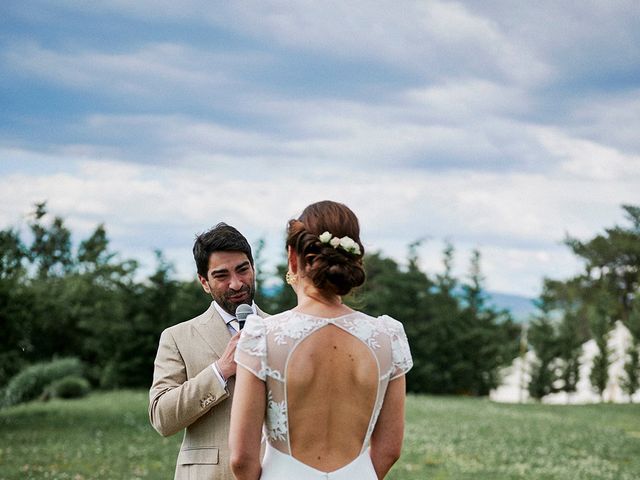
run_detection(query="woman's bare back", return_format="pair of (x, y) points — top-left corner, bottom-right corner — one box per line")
(287, 325), (378, 471)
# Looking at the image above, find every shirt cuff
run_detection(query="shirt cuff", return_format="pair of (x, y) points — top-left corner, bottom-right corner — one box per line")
(211, 362), (227, 387)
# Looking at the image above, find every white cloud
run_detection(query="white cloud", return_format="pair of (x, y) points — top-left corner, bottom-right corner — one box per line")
(59, 88), (544, 171)
(568, 89), (640, 153)
(215, 0), (550, 85)
(535, 128), (640, 181)
(83, 114), (283, 161)
(2, 0), (639, 299)
(2, 41), (250, 98)
(9, 1), (552, 86)
(459, 1), (640, 77)
(2, 147), (638, 296)
(405, 79), (531, 119)
(479, 245), (582, 296)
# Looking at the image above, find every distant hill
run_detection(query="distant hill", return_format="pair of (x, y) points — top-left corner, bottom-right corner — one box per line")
(487, 292), (537, 323)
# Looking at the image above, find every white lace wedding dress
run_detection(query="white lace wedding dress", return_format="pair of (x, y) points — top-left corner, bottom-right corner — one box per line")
(235, 310), (413, 479)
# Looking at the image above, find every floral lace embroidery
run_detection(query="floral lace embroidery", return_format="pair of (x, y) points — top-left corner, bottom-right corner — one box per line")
(267, 312), (383, 348)
(385, 315), (413, 377)
(266, 391), (287, 441)
(269, 315), (318, 345)
(261, 365), (283, 381)
(342, 318), (381, 349)
(238, 330), (266, 357)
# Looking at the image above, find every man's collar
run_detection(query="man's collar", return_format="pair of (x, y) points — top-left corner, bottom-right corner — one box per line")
(212, 301), (256, 324)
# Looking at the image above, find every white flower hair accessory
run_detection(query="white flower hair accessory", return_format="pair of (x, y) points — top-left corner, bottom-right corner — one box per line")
(318, 231), (362, 255)
(318, 231), (332, 243)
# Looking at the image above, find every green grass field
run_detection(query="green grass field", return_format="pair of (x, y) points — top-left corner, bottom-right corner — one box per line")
(1, 391), (639, 479)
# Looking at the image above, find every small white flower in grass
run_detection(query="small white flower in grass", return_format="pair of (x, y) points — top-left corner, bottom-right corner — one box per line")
(330, 237), (341, 248)
(319, 231), (332, 243)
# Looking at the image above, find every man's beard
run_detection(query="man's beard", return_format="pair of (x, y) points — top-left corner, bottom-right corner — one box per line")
(217, 284), (255, 316)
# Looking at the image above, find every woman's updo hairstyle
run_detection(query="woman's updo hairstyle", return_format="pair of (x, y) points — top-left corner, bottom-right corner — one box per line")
(287, 200), (365, 296)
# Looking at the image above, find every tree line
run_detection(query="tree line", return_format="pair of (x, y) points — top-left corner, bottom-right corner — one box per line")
(0, 202), (520, 397)
(3, 203), (638, 401)
(527, 205), (640, 401)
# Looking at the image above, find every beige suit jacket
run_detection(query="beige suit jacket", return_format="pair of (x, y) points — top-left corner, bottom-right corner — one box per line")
(149, 302), (266, 480)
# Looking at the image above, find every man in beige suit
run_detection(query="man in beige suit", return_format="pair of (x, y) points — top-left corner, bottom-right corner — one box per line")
(149, 223), (267, 480)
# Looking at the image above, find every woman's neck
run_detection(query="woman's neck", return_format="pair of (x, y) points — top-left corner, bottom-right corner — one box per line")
(293, 283), (353, 317)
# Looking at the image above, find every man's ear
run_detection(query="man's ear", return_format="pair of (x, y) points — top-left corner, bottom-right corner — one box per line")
(197, 274), (211, 294)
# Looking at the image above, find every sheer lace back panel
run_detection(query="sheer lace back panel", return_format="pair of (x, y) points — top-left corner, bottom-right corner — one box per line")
(235, 311), (412, 469)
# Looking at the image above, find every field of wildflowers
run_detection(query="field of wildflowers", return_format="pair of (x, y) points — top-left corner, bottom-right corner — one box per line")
(0, 391), (638, 479)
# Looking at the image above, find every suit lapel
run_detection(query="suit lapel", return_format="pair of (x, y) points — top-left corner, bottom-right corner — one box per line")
(194, 302), (269, 358)
(194, 303), (232, 359)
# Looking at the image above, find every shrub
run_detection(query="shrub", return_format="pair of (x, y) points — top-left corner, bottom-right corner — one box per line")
(2, 357), (84, 407)
(45, 375), (90, 399)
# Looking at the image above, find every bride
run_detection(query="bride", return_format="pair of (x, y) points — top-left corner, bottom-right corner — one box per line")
(229, 200), (412, 479)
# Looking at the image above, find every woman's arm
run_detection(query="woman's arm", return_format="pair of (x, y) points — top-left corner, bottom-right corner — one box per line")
(229, 365), (266, 480)
(369, 375), (406, 479)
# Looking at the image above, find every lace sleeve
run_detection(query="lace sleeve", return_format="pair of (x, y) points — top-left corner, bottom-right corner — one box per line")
(234, 314), (267, 381)
(381, 315), (413, 380)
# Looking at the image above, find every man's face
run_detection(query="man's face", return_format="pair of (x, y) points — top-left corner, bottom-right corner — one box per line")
(198, 251), (255, 315)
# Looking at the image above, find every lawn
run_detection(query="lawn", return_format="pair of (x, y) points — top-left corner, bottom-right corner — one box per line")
(0, 391), (639, 479)
(399, 396), (640, 480)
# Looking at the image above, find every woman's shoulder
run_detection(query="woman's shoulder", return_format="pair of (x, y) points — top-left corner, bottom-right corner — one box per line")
(339, 310), (407, 336)
(372, 314), (408, 335)
(372, 313), (399, 325)
(255, 309), (405, 333)
(247, 309), (296, 322)
(252, 309), (302, 331)
(259, 309), (296, 323)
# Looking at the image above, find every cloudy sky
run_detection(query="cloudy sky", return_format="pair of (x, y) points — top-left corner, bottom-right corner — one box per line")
(1, 1), (639, 297)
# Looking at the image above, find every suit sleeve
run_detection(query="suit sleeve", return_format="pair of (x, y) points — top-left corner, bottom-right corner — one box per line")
(148, 328), (230, 437)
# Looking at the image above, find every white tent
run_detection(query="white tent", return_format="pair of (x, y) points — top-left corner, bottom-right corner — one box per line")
(490, 321), (640, 404)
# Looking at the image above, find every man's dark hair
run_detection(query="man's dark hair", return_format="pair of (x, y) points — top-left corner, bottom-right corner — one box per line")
(193, 223), (254, 277)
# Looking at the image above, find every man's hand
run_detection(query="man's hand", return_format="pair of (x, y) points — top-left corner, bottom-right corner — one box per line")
(217, 332), (241, 380)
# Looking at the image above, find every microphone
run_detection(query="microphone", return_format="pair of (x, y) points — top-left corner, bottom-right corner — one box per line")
(235, 304), (253, 330)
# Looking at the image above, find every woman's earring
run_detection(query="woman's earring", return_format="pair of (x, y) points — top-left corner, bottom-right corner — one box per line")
(285, 270), (298, 286)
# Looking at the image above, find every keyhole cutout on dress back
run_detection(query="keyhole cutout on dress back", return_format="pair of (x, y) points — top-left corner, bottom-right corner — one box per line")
(286, 324), (378, 472)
